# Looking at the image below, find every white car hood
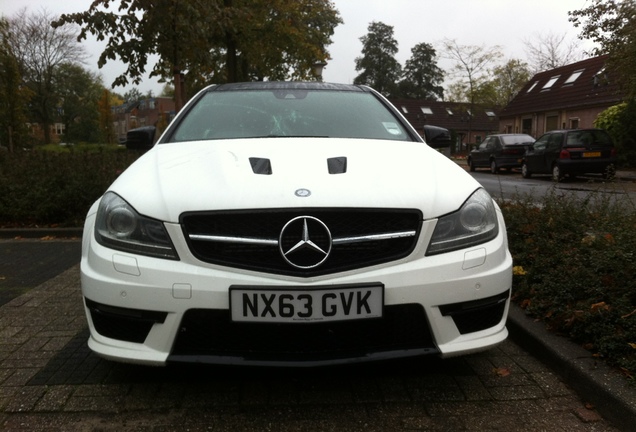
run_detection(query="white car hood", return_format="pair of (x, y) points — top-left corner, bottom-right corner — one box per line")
(108, 138), (482, 223)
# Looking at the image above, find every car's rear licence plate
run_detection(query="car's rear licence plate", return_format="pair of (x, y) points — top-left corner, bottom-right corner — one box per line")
(230, 284), (383, 323)
(583, 152), (601, 157)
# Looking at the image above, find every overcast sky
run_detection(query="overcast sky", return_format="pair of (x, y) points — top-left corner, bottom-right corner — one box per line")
(1, 0), (595, 95)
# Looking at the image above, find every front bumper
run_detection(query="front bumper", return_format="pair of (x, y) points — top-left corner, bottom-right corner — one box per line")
(80, 212), (513, 366)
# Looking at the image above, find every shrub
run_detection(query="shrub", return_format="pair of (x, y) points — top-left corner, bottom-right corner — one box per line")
(0, 147), (140, 227)
(501, 189), (636, 380)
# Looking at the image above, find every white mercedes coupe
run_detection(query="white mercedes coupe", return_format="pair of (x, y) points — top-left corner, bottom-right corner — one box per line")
(81, 82), (512, 366)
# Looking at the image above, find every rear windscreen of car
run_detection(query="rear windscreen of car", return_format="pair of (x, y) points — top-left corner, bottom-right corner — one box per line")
(167, 90), (412, 142)
(565, 130), (613, 148)
(500, 135), (534, 145)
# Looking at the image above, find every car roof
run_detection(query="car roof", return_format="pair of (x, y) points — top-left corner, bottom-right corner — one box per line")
(541, 128), (605, 134)
(488, 133), (533, 137)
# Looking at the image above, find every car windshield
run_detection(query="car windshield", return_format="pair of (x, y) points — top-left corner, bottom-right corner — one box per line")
(500, 135), (534, 145)
(565, 130), (613, 147)
(166, 88), (412, 142)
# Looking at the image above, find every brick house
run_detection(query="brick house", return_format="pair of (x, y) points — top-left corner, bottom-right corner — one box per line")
(113, 97), (176, 142)
(498, 55), (624, 137)
(388, 98), (499, 152)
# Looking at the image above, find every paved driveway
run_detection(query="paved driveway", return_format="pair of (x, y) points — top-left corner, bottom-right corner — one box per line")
(0, 239), (623, 431)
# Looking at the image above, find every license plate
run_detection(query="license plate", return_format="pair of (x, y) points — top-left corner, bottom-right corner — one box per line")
(229, 284), (383, 323)
(583, 152), (601, 157)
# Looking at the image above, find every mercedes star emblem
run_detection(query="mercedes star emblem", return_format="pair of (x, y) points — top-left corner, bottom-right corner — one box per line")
(279, 216), (332, 269)
(294, 188), (311, 197)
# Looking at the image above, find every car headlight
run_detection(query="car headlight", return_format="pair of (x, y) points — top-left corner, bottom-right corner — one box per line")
(94, 192), (178, 260)
(426, 188), (499, 255)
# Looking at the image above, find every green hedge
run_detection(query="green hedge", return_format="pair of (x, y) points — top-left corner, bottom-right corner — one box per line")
(0, 147), (140, 227)
(501, 190), (636, 380)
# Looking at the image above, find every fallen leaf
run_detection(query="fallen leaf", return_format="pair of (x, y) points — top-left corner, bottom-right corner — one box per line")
(493, 367), (511, 377)
(591, 302), (609, 313)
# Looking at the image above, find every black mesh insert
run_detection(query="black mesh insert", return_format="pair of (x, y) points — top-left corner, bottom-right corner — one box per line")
(180, 208), (422, 277)
(86, 299), (167, 344)
(439, 290), (509, 335)
(169, 304), (436, 364)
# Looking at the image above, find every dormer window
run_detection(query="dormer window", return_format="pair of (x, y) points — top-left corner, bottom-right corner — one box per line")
(401, 106), (408, 114)
(446, 108), (453, 115)
(526, 81), (538, 93)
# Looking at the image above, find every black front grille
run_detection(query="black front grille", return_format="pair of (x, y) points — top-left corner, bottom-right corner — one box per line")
(180, 209), (422, 277)
(169, 304), (437, 365)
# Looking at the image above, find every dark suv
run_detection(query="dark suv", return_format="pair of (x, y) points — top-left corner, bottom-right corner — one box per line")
(521, 129), (617, 181)
(467, 134), (534, 174)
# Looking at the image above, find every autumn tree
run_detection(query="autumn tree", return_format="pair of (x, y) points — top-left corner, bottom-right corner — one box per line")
(570, 0), (636, 167)
(442, 39), (503, 104)
(475, 59), (531, 109)
(569, 0), (636, 99)
(442, 39), (502, 149)
(353, 21), (402, 97)
(53, 0), (342, 110)
(54, 63), (104, 143)
(523, 31), (583, 73)
(398, 42), (444, 100)
(98, 89), (116, 144)
(0, 18), (32, 151)
(7, 8), (86, 144)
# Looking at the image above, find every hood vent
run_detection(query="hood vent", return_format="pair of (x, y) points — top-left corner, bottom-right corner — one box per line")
(327, 156), (347, 174)
(249, 157), (272, 175)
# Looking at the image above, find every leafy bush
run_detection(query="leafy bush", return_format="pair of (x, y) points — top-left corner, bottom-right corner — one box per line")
(501, 189), (636, 380)
(0, 146), (140, 227)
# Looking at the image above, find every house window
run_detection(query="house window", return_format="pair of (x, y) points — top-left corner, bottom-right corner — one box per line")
(542, 75), (560, 90)
(522, 118), (532, 135)
(564, 69), (584, 85)
(53, 123), (65, 135)
(570, 118), (580, 129)
(546, 115), (559, 131)
(420, 107), (433, 115)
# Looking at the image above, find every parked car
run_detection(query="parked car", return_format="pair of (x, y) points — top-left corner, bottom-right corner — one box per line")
(467, 134), (534, 174)
(521, 129), (617, 181)
(81, 81), (512, 367)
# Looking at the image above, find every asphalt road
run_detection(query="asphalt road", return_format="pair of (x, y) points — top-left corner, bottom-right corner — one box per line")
(0, 237), (630, 431)
(468, 168), (636, 203)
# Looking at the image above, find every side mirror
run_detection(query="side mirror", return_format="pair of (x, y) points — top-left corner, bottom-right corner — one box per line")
(423, 125), (451, 149)
(125, 126), (156, 151)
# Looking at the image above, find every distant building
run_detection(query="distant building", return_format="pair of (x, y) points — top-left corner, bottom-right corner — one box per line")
(498, 55), (624, 137)
(389, 98), (499, 152)
(112, 97), (176, 142)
